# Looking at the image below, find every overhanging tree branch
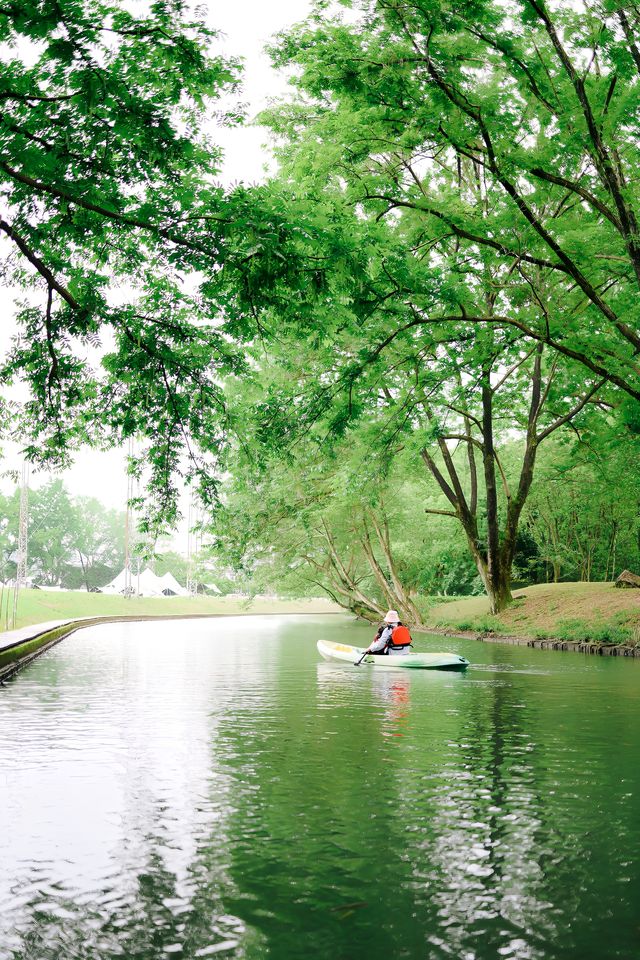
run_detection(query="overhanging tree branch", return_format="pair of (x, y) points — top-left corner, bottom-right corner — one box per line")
(0, 162), (218, 258)
(0, 218), (82, 311)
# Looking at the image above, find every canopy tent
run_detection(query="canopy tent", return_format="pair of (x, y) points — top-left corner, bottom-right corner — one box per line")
(101, 567), (132, 595)
(137, 568), (166, 597)
(158, 572), (189, 597)
(202, 582), (222, 595)
(102, 567), (188, 598)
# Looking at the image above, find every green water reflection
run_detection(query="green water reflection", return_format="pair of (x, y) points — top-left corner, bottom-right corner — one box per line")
(1, 615), (639, 959)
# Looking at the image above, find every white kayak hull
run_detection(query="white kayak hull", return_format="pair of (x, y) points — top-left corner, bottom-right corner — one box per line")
(317, 639), (469, 671)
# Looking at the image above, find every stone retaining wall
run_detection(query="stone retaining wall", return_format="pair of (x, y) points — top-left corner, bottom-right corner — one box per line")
(430, 627), (640, 657)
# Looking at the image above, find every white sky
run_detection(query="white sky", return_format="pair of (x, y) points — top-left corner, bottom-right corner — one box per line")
(0, 0), (312, 549)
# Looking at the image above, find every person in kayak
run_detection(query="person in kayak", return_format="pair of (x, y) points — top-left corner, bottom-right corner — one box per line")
(368, 610), (413, 656)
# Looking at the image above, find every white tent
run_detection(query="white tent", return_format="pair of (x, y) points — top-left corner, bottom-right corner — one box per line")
(137, 568), (166, 597)
(158, 572), (189, 597)
(101, 568), (131, 595)
(102, 567), (187, 597)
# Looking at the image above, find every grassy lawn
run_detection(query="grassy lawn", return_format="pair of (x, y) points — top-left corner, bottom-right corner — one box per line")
(4, 583), (639, 646)
(1, 589), (341, 632)
(427, 581), (640, 644)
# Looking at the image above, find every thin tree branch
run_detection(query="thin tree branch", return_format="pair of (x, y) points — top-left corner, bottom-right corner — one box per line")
(0, 218), (82, 310)
(0, 162), (217, 258)
(537, 379), (607, 442)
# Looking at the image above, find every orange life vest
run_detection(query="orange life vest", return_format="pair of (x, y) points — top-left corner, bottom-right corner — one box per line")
(390, 625), (412, 648)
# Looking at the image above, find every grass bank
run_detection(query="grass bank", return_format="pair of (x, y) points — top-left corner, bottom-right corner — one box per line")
(5, 583), (639, 648)
(426, 581), (640, 645)
(1, 588), (341, 632)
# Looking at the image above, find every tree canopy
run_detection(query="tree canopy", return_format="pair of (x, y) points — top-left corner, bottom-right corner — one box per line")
(2, 0), (640, 610)
(0, 0), (245, 531)
(263, 0), (640, 399)
(211, 0), (640, 610)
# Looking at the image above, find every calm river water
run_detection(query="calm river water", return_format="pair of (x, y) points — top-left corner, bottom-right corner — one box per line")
(1, 615), (639, 960)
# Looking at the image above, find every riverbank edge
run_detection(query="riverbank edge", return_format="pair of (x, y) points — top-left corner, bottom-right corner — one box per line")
(3, 612), (639, 684)
(418, 624), (640, 657)
(0, 611), (344, 682)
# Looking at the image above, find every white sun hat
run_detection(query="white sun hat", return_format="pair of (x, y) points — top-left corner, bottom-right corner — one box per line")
(384, 610), (400, 623)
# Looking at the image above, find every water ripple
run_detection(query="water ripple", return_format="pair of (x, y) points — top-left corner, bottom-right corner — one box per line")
(0, 617), (639, 959)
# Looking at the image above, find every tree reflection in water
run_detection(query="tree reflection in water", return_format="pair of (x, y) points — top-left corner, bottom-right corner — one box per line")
(2, 618), (640, 960)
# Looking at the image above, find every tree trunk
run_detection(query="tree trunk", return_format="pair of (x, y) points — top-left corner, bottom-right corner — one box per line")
(606, 520), (618, 581)
(367, 509), (424, 625)
(418, 344), (600, 615)
(469, 540), (513, 613)
(78, 550), (89, 592)
(319, 522), (386, 620)
(481, 376), (503, 603)
(360, 528), (400, 612)
(486, 568), (513, 614)
(304, 549), (383, 621)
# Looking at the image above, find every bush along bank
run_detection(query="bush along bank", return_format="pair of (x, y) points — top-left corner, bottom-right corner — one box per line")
(423, 583), (640, 658)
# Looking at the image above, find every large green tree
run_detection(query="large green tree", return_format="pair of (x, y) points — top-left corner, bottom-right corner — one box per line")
(523, 426), (640, 582)
(224, 297), (605, 610)
(0, 478), (125, 586)
(68, 494), (125, 588)
(209, 408), (431, 621)
(209, 0), (640, 610)
(265, 0), (640, 400)
(0, 0), (245, 530)
(218, 168), (609, 614)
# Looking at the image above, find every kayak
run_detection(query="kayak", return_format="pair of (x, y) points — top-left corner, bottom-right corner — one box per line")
(317, 639), (469, 671)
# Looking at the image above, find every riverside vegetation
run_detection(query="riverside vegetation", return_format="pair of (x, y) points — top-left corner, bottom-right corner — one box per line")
(3, 583), (639, 653)
(0, 1), (640, 629)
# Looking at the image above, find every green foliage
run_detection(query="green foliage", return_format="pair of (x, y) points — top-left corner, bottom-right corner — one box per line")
(472, 615), (503, 634)
(431, 613), (502, 634)
(523, 430), (640, 583)
(0, 479), (125, 587)
(261, 0), (640, 404)
(0, 0), (244, 533)
(554, 619), (634, 646)
(4, 0), (640, 600)
(409, 540), (482, 597)
(211, 0), (640, 611)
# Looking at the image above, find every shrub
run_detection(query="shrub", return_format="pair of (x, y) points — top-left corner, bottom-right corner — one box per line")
(472, 615), (502, 633)
(590, 625), (631, 645)
(554, 618), (634, 645)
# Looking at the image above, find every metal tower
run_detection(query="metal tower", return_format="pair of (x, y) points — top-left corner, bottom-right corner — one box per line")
(16, 462), (29, 587)
(186, 492), (198, 597)
(10, 462), (29, 629)
(123, 437), (134, 596)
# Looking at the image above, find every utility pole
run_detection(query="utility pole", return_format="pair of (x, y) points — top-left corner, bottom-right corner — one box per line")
(124, 437), (134, 597)
(11, 462), (29, 628)
(186, 492), (198, 597)
(16, 463), (29, 587)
